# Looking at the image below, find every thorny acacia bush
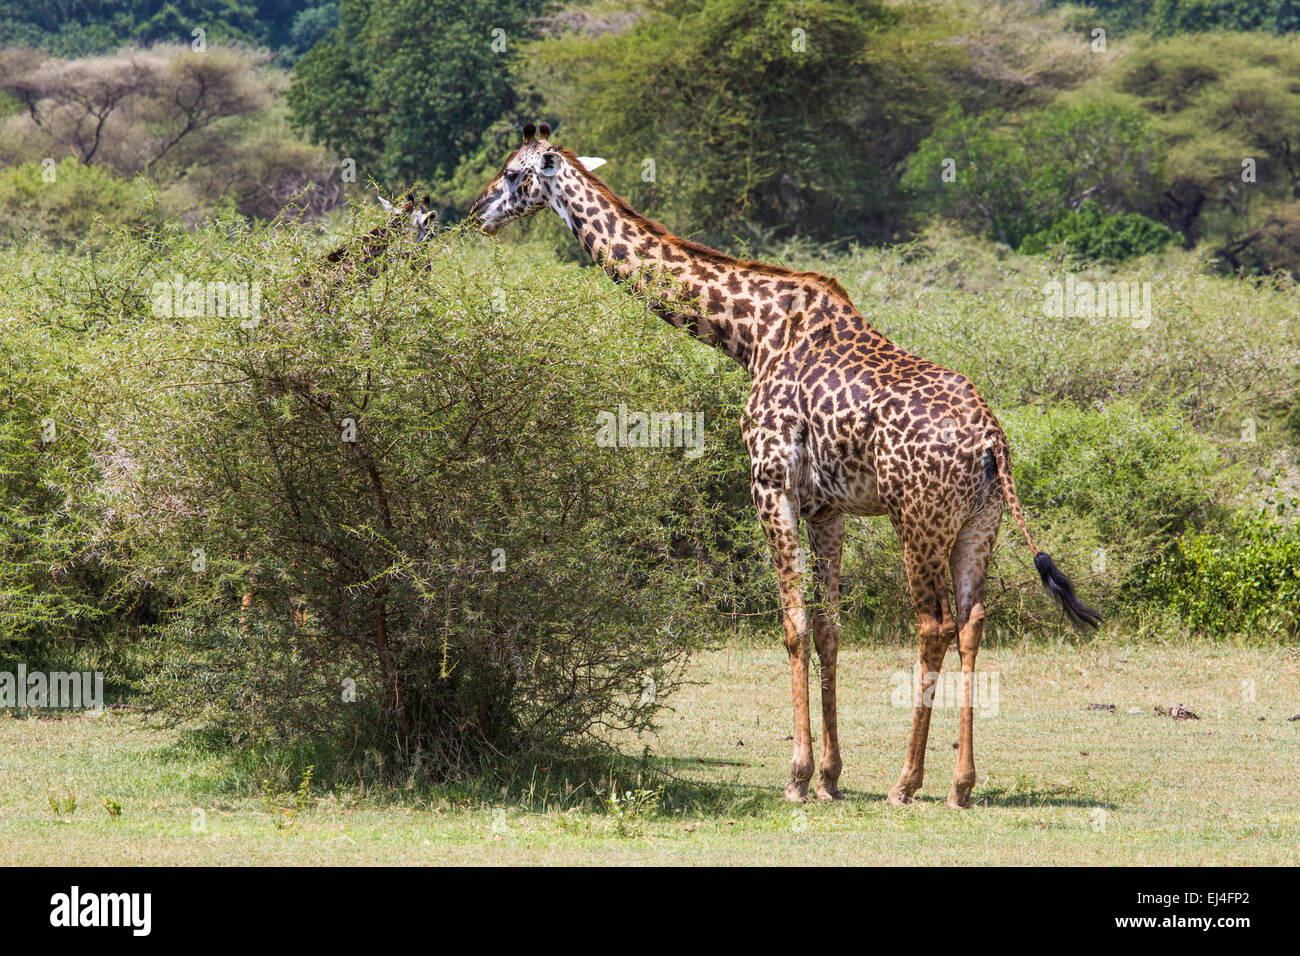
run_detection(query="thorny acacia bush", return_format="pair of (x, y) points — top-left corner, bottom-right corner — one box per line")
(0, 297), (106, 641)
(28, 214), (748, 777)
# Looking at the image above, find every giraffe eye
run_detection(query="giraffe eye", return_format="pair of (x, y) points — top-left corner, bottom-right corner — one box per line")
(505, 170), (521, 186)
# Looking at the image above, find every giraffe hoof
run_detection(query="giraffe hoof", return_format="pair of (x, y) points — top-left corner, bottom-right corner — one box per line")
(783, 781), (809, 803)
(886, 784), (916, 806)
(815, 784), (843, 801)
(946, 788), (972, 810)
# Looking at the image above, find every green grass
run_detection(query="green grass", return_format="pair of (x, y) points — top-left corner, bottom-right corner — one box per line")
(3, 637), (1297, 865)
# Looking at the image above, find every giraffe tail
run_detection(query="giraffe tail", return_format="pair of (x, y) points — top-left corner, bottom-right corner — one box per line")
(987, 432), (1102, 631)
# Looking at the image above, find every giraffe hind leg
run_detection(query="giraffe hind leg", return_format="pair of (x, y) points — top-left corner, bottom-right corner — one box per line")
(946, 506), (1000, 809)
(887, 533), (958, 806)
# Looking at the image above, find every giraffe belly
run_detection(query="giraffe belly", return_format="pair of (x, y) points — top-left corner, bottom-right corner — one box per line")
(798, 458), (887, 517)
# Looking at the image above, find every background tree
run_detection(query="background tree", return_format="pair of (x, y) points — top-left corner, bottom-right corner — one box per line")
(0, 1), (328, 60)
(904, 102), (1166, 250)
(522, 0), (969, 244)
(288, 0), (551, 193)
(1049, 0), (1300, 34)
(0, 44), (268, 172)
(518, 0), (1104, 247)
(0, 45), (343, 224)
(1084, 31), (1300, 269)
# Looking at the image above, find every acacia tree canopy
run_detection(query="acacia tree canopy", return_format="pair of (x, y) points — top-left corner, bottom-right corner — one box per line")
(0, 44), (269, 173)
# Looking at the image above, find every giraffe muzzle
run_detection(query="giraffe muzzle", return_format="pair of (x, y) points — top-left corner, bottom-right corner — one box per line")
(468, 198), (506, 236)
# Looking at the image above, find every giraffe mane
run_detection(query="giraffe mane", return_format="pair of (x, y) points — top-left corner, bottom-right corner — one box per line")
(553, 147), (855, 305)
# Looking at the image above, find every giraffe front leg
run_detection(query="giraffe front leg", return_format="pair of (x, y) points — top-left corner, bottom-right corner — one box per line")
(755, 485), (814, 802)
(809, 515), (845, 800)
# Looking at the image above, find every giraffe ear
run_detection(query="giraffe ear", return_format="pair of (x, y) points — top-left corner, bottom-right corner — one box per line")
(538, 121), (551, 139)
(522, 122), (537, 143)
(576, 156), (606, 171)
(535, 150), (562, 177)
(377, 195), (395, 212)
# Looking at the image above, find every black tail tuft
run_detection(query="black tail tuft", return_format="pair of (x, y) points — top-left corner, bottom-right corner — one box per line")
(1034, 552), (1102, 631)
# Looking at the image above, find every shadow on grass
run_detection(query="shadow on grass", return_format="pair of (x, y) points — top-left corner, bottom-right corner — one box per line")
(973, 783), (1116, 810)
(149, 727), (791, 820)
(157, 724), (1119, 815)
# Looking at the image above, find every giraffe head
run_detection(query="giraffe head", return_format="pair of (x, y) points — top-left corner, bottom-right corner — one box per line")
(377, 191), (437, 242)
(469, 122), (605, 235)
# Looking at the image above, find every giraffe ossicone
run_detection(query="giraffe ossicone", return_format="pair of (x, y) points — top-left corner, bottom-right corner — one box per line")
(469, 122), (1101, 808)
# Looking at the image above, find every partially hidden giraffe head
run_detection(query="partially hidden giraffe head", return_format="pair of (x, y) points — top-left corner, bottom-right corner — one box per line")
(377, 190), (437, 242)
(468, 121), (605, 235)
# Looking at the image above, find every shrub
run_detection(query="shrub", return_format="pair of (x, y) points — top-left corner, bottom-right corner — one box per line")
(1003, 398), (1236, 540)
(0, 307), (104, 640)
(70, 216), (730, 777)
(1019, 201), (1182, 262)
(0, 159), (160, 245)
(1137, 509), (1300, 637)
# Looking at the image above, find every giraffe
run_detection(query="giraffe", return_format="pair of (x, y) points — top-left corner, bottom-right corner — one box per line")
(469, 123), (1101, 808)
(240, 190), (437, 631)
(327, 191), (436, 277)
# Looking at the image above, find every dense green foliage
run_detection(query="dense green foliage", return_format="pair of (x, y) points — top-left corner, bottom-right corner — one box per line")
(1154, 0), (1300, 34)
(0, 0), (334, 60)
(1139, 509), (1300, 637)
(904, 103), (1165, 251)
(520, 0), (967, 243)
(1055, 0), (1300, 35)
(0, 159), (161, 243)
(288, 0), (551, 192)
(0, 308), (101, 639)
(1019, 201), (1181, 261)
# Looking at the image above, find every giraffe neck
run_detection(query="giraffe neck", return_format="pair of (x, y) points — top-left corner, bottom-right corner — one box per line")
(546, 167), (797, 375)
